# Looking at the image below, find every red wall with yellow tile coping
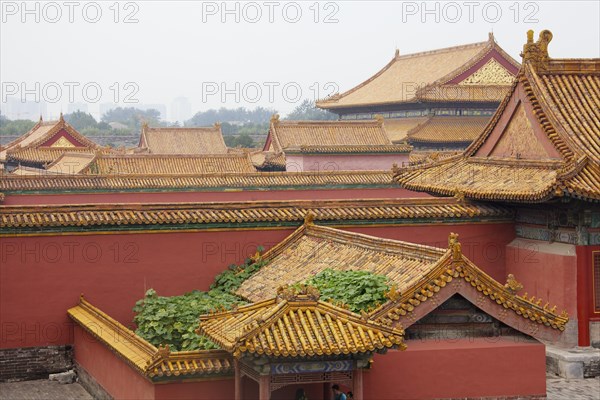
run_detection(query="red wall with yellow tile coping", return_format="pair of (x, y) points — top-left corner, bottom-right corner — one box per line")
(73, 324), (546, 400)
(1, 223), (515, 349)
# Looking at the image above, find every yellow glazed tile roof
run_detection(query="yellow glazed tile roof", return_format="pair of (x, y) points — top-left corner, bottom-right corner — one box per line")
(82, 153), (256, 175)
(408, 150), (462, 165)
(0, 170), (395, 192)
(396, 30), (600, 203)
(7, 148), (100, 165)
(237, 223), (446, 303)
(383, 117), (428, 143)
(369, 233), (569, 333)
(198, 292), (406, 358)
(285, 144), (412, 154)
(407, 116), (491, 144)
(68, 297), (233, 380)
(268, 116), (394, 153)
(318, 34), (519, 109)
(46, 152), (97, 174)
(236, 223), (568, 335)
(0, 198), (513, 230)
(139, 124), (228, 155)
(4, 115), (108, 164)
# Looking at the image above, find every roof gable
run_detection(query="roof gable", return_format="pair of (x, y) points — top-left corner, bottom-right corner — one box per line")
(3, 115), (105, 165)
(485, 101), (555, 159)
(457, 57), (516, 86)
(395, 30), (600, 202)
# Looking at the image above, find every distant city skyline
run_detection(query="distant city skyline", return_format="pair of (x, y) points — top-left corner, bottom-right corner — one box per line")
(2, 1), (599, 121)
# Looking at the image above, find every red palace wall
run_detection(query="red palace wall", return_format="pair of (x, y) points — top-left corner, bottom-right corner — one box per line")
(73, 325), (234, 400)
(74, 326), (155, 399)
(2, 187), (429, 206)
(506, 239), (578, 317)
(576, 245), (600, 346)
(1, 222), (514, 349)
(73, 328), (546, 400)
(363, 338), (547, 399)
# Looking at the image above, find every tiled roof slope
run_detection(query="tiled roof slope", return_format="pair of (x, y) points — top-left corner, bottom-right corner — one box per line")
(0, 198), (513, 231)
(383, 117), (428, 143)
(0, 170), (394, 192)
(81, 153), (256, 175)
(68, 297), (233, 380)
(139, 123), (227, 154)
(237, 223), (445, 302)
(317, 34), (519, 109)
(407, 116), (491, 144)
(267, 116), (407, 152)
(395, 30), (600, 203)
(198, 293), (406, 358)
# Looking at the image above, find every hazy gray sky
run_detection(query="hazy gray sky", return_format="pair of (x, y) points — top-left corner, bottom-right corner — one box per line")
(1, 0), (599, 120)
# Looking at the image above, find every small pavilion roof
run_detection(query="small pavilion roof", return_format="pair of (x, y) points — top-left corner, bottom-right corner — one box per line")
(236, 221), (569, 341)
(317, 33), (519, 109)
(198, 291), (406, 358)
(139, 123), (227, 154)
(395, 30), (600, 203)
(2, 114), (107, 165)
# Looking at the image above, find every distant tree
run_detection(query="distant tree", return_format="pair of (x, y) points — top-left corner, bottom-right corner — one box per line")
(285, 99), (337, 120)
(235, 134), (255, 148)
(224, 134), (256, 148)
(64, 111), (98, 131)
(0, 118), (36, 139)
(101, 107), (162, 130)
(187, 106), (276, 126)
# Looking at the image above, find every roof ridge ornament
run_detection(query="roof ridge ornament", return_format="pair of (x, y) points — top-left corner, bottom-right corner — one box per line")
(304, 211), (315, 225)
(504, 274), (524, 294)
(276, 284), (320, 302)
(395, 48), (400, 59)
(59, 112), (64, 123)
(521, 29), (553, 71)
(374, 114), (384, 125)
(270, 113), (280, 125)
(447, 232), (462, 262)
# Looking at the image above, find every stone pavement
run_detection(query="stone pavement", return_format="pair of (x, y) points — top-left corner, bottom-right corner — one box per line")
(547, 374), (600, 400)
(0, 379), (92, 400)
(0, 376), (598, 399)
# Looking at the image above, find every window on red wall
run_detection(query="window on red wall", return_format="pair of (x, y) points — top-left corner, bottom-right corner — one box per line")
(594, 252), (600, 312)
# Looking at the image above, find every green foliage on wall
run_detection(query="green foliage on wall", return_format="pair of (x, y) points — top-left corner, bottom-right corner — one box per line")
(304, 269), (391, 313)
(133, 248), (266, 351)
